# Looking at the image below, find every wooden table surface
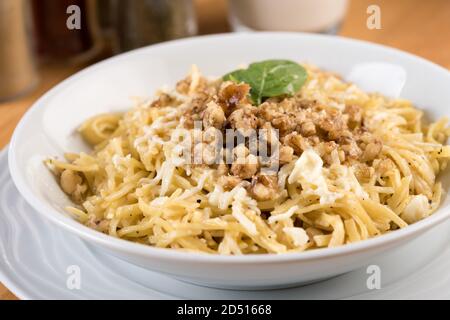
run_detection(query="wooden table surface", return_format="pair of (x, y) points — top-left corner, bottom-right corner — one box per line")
(1, 0), (449, 300)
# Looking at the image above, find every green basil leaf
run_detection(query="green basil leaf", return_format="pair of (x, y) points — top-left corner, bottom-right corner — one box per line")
(223, 59), (307, 105)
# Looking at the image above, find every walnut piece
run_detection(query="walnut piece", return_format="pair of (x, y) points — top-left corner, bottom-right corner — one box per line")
(231, 154), (259, 179)
(249, 174), (278, 201)
(60, 169), (87, 203)
(203, 101), (225, 129)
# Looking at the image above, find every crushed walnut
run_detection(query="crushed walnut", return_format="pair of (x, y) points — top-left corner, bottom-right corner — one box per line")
(60, 169), (88, 204)
(162, 74), (384, 199)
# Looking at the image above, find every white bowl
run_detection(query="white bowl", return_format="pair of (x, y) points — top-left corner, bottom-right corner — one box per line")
(8, 32), (450, 290)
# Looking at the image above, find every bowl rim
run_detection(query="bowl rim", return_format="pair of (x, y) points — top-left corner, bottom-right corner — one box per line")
(8, 31), (450, 264)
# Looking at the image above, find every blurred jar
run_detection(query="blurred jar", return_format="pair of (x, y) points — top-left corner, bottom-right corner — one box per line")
(112, 0), (197, 52)
(0, 0), (38, 101)
(95, 0), (120, 53)
(229, 0), (348, 33)
(31, 0), (102, 64)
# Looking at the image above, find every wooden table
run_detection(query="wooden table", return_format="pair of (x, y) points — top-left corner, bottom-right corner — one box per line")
(1, 0), (449, 300)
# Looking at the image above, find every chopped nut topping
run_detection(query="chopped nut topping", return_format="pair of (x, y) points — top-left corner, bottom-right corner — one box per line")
(175, 73), (385, 190)
(362, 140), (383, 162)
(228, 107), (258, 132)
(231, 154), (259, 179)
(151, 93), (176, 108)
(203, 101), (225, 129)
(60, 169), (87, 204)
(218, 82), (250, 114)
(282, 132), (309, 155)
(345, 104), (363, 126)
(279, 145), (294, 165)
(299, 121), (316, 137)
(249, 174), (278, 201)
(218, 175), (242, 191)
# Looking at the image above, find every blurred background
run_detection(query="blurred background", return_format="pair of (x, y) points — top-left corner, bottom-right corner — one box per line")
(0, 0), (449, 299)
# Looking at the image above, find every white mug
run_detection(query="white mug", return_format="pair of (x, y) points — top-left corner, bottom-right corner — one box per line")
(229, 0), (349, 33)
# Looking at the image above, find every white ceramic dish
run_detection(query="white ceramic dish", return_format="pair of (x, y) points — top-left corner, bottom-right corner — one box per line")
(8, 32), (450, 290)
(3, 148), (450, 299)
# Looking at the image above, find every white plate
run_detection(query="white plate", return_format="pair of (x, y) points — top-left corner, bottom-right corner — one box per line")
(8, 32), (450, 289)
(2, 148), (450, 299)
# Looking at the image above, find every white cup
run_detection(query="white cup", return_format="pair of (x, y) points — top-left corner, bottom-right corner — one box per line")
(229, 0), (349, 33)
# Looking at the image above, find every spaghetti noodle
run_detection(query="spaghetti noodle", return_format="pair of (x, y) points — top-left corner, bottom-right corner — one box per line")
(46, 64), (450, 254)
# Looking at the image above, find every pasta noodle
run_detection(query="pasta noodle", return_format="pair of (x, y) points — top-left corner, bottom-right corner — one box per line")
(46, 64), (450, 254)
